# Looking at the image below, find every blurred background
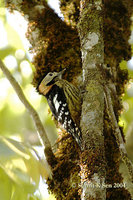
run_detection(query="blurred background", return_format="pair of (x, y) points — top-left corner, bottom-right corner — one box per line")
(0, 1), (61, 200)
(0, 1), (133, 200)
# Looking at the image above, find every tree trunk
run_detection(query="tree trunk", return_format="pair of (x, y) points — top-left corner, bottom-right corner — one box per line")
(77, 1), (106, 199)
(77, 0), (132, 199)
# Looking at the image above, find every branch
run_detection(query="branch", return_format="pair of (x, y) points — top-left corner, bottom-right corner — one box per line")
(104, 85), (133, 183)
(0, 59), (52, 150)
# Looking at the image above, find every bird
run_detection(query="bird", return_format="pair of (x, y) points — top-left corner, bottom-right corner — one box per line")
(37, 69), (82, 148)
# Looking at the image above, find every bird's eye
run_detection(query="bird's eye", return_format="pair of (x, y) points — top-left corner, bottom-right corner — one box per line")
(49, 73), (53, 76)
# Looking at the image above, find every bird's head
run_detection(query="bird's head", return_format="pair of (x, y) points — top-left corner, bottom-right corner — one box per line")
(37, 69), (66, 95)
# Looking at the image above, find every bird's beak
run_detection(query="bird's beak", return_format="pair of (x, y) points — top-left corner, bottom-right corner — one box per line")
(57, 68), (66, 78)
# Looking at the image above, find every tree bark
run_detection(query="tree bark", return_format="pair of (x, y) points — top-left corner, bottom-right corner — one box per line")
(77, 0), (132, 199)
(77, 1), (106, 199)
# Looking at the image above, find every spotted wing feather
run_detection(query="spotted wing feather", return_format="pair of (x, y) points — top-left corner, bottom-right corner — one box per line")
(45, 84), (82, 146)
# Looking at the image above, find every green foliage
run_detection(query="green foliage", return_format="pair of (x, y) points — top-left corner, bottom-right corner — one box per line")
(0, 137), (40, 199)
(0, 136), (56, 199)
(119, 60), (133, 133)
(0, 5), (57, 200)
(0, 5), (57, 142)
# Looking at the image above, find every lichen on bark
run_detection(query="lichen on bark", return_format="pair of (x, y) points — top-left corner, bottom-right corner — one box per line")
(77, 0), (132, 199)
(77, 1), (106, 199)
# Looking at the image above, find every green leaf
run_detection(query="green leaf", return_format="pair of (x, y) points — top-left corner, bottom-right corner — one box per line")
(0, 168), (12, 200)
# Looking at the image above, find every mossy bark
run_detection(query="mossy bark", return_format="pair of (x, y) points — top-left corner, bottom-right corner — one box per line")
(77, 1), (106, 199)
(77, 0), (132, 199)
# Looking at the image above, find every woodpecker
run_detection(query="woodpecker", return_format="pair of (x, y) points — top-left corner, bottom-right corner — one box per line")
(37, 69), (82, 148)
